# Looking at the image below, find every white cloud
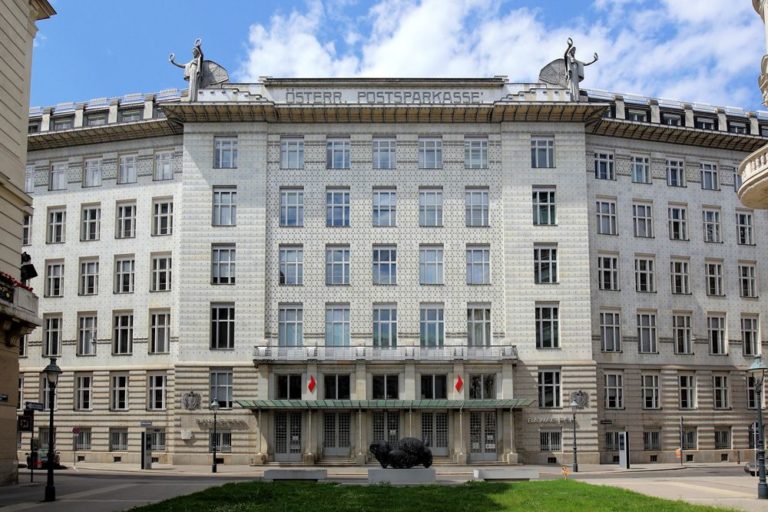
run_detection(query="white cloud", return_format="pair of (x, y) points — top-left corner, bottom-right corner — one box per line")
(237, 0), (764, 108)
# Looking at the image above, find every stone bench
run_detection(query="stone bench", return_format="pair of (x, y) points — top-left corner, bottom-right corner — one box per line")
(368, 468), (436, 484)
(472, 468), (539, 481)
(263, 469), (327, 481)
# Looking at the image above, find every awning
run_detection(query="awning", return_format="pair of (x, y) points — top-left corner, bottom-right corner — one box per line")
(236, 399), (533, 410)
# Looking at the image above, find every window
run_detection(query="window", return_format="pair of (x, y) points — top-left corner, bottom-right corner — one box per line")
(109, 428), (128, 451)
(467, 306), (491, 347)
(705, 262), (723, 296)
(78, 314), (97, 356)
(279, 246), (303, 286)
(419, 138), (442, 169)
(74, 374), (92, 410)
(594, 153), (614, 180)
(702, 209), (721, 242)
(47, 208), (66, 243)
(465, 374), (495, 400)
(212, 187), (237, 226)
(209, 431), (232, 453)
(742, 315), (759, 356)
(708, 315), (726, 354)
(74, 428), (92, 451)
(372, 246), (397, 285)
(120, 109), (142, 122)
(538, 370), (561, 408)
(110, 374), (128, 411)
(535, 304), (559, 349)
(465, 245), (490, 285)
(210, 303), (235, 349)
(531, 137), (554, 168)
(643, 430), (661, 451)
(420, 246), (444, 285)
(373, 305), (397, 348)
(600, 311), (621, 352)
(19, 335), (26, 357)
(325, 374), (351, 399)
(280, 138), (304, 169)
(627, 109), (647, 122)
(668, 206), (687, 240)
(277, 374), (302, 399)
(210, 369), (233, 408)
(372, 189), (396, 227)
(604, 373), (623, 408)
(713, 375), (729, 409)
(662, 112), (682, 126)
(420, 374), (447, 399)
(114, 257), (135, 293)
(278, 305), (303, 347)
(326, 189), (350, 227)
(540, 430), (562, 451)
(211, 245), (236, 284)
(52, 116), (73, 130)
(81, 205), (101, 241)
(533, 245), (557, 284)
(113, 312), (133, 355)
(419, 189), (443, 227)
(737, 212), (754, 245)
(41, 378), (56, 410)
(465, 188), (489, 227)
(700, 163), (718, 190)
(673, 313), (692, 354)
(739, 263), (757, 298)
(22, 215), (31, 246)
(150, 311), (170, 354)
(634, 257), (655, 292)
(372, 375), (399, 399)
(280, 189), (304, 227)
(747, 376), (763, 409)
(154, 151), (173, 181)
(325, 304), (350, 347)
(682, 426), (698, 448)
(372, 139), (395, 169)
(149, 429), (167, 451)
(420, 304), (444, 348)
(118, 155), (137, 184)
(326, 139), (350, 169)
(641, 374), (660, 409)
(465, 138), (488, 169)
(115, 202), (136, 239)
(86, 112), (107, 126)
(714, 428), (731, 450)
(637, 312), (657, 353)
(43, 315), (62, 357)
(45, 261), (64, 297)
(662, 259), (687, 296)
(152, 200), (173, 236)
(679, 374), (696, 409)
(631, 156), (650, 183)
(147, 374), (166, 410)
(632, 203), (653, 237)
(734, 169), (743, 193)
(696, 117), (715, 130)
(597, 254), (619, 291)
(49, 162), (67, 190)
(84, 159), (102, 187)
(25, 165), (35, 193)
(596, 200), (617, 234)
(532, 187), (556, 225)
(151, 254), (172, 292)
(666, 159), (685, 186)
(214, 137), (237, 168)
(326, 246), (350, 285)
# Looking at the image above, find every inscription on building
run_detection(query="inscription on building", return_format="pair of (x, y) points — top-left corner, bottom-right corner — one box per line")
(278, 88), (487, 105)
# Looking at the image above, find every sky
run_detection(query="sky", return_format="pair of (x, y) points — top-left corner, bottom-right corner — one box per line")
(31, 0), (766, 111)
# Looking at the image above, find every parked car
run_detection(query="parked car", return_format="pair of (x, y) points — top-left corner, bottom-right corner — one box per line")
(25, 451), (61, 469)
(744, 462), (759, 476)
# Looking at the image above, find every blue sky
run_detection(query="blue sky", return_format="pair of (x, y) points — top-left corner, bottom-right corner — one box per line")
(32, 0), (765, 111)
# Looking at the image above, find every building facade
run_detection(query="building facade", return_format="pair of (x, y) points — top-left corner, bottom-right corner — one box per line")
(17, 73), (768, 467)
(0, 0), (54, 485)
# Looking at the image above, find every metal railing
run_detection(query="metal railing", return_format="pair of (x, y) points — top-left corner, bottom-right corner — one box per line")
(253, 344), (518, 362)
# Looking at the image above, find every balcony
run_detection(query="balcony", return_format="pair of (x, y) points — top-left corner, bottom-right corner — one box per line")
(738, 140), (768, 208)
(253, 344), (518, 363)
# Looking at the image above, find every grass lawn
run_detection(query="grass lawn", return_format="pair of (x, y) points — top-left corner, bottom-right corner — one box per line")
(130, 479), (732, 512)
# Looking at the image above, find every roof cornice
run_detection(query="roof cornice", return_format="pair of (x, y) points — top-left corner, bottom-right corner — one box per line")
(27, 119), (181, 151)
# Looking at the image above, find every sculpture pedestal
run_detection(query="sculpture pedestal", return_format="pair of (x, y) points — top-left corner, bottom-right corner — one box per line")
(368, 468), (436, 485)
(264, 469), (327, 481)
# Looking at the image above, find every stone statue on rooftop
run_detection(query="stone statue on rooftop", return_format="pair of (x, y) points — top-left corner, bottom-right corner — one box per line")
(538, 38), (598, 101)
(169, 39), (230, 102)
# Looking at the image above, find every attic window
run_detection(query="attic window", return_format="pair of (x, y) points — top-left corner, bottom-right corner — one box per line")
(627, 109), (647, 122)
(728, 122), (747, 134)
(695, 117), (715, 130)
(661, 113), (681, 126)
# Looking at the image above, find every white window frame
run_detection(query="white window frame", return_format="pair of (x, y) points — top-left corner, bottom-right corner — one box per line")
(326, 189), (350, 227)
(535, 304), (559, 349)
(534, 245), (557, 284)
(465, 138), (488, 169)
(705, 261), (724, 296)
(594, 152), (614, 180)
(45, 261), (64, 297)
(110, 373), (129, 411)
(112, 312), (133, 355)
(600, 311), (621, 352)
(637, 312), (657, 353)
(214, 137), (238, 169)
(597, 254), (619, 291)
(280, 138), (304, 169)
(631, 156), (650, 184)
(531, 137), (554, 168)
(668, 205), (687, 240)
(737, 212), (754, 245)
(49, 162), (67, 191)
(532, 188), (556, 225)
(77, 314), (97, 356)
(670, 259), (690, 295)
(418, 138), (442, 169)
(537, 369), (561, 408)
(466, 245), (490, 285)
(702, 209), (721, 243)
(700, 163), (718, 190)
(280, 189), (304, 227)
(115, 202), (136, 239)
(673, 313), (692, 355)
(742, 315), (760, 357)
(84, 159), (102, 188)
(596, 200), (617, 234)
(74, 374), (92, 411)
(80, 205), (100, 241)
(210, 369), (233, 408)
(604, 373), (624, 409)
(278, 305), (303, 347)
(679, 374), (696, 409)
(373, 305), (397, 348)
(79, 258), (99, 296)
(150, 311), (170, 354)
(420, 245), (444, 285)
(279, 246), (303, 286)
(419, 189), (443, 227)
(372, 246), (397, 285)
(147, 373), (167, 410)
(211, 245), (236, 285)
(152, 199), (173, 236)
(634, 257), (655, 292)
(118, 154), (137, 184)
(114, 257), (135, 294)
(325, 304), (350, 347)
(467, 306), (492, 347)
(372, 189), (396, 227)
(419, 303), (445, 348)
(712, 375), (729, 409)
(151, 254), (172, 292)
(47, 208), (66, 243)
(707, 314), (727, 355)
(326, 139), (351, 169)
(210, 303), (235, 350)
(666, 159), (685, 187)
(641, 374), (660, 409)
(325, 245), (350, 285)
(154, 151), (173, 181)
(465, 188), (489, 227)
(213, 187), (237, 226)
(43, 315), (62, 357)
(632, 203), (653, 238)
(372, 138), (395, 170)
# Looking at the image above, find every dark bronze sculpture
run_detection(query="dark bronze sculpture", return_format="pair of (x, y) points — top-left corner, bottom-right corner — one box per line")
(369, 437), (433, 469)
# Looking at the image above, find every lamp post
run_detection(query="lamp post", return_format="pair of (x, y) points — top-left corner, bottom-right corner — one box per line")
(748, 358), (768, 499)
(570, 390), (587, 473)
(210, 400), (219, 473)
(41, 358), (61, 502)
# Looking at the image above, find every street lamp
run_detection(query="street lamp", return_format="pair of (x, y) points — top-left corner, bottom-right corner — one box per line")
(748, 358), (768, 500)
(210, 399), (220, 474)
(41, 358), (61, 502)
(570, 390), (587, 474)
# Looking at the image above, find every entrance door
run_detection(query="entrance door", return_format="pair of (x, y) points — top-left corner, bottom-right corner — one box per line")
(373, 411), (399, 444)
(323, 412), (351, 457)
(469, 411), (497, 461)
(275, 411), (302, 462)
(421, 412), (448, 456)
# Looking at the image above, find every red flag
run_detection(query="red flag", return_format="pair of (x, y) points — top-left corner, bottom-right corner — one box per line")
(455, 375), (463, 392)
(308, 375), (316, 392)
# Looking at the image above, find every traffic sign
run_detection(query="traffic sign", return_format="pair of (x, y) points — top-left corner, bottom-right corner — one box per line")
(25, 401), (44, 411)
(72, 427), (81, 435)
(17, 414), (33, 432)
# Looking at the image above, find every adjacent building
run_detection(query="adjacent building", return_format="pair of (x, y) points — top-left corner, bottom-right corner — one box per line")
(18, 69), (768, 467)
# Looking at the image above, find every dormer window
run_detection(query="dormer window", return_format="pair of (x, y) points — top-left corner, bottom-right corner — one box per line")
(28, 122), (40, 134)
(661, 113), (682, 126)
(120, 109), (142, 123)
(85, 113), (107, 126)
(695, 117), (715, 130)
(51, 117), (73, 131)
(728, 122), (747, 134)
(761, 125), (768, 137)
(627, 109), (647, 122)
